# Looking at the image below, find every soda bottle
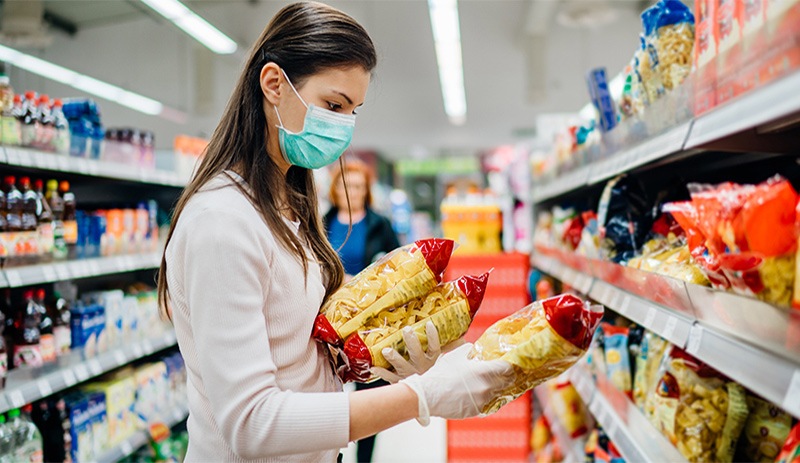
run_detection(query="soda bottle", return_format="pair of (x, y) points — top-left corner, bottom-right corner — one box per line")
(51, 100), (69, 156)
(19, 177), (39, 264)
(20, 91), (38, 148)
(55, 398), (72, 463)
(13, 290), (42, 368)
(36, 95), (54, 152)
(0, 414), (13, 463)
(33, 180), (53, 263)
(45, 180), (67, 261)
(5, 176), (23, 266)
(14, 406), (43, 463)
(35, 290), (55, 364)
(1, 290), (14, 372)
(48, 291), (71, 357)
(59, 182), (77, 260)
(0, 70), (19, 147)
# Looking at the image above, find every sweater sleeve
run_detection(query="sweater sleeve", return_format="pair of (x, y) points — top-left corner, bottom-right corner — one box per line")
(178, 210), (350, 459)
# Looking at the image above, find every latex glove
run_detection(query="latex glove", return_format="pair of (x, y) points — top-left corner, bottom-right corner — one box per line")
(400, 343), (513, 426)
(372, 321), (442, 383)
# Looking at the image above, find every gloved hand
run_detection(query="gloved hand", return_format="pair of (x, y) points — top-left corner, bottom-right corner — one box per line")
(372, 321), (443, 383)
(400, 343), (513, 426)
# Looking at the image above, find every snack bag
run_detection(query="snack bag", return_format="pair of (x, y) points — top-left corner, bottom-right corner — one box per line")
(736, 395), (792, 462)
(653, 0), (696, 90)
(313, 238), (455, 345)
(597, 175), (656, 263)
(651, 348), (749, 462)
(602, 324), (633, 398)
(470, 294), (604, 414)
(636, 331), (669, 412)
(638, 7), (667, 104)
(550, 380), (589, 438)
(776, 423), (800, 463)
(339, 272), (490, 382)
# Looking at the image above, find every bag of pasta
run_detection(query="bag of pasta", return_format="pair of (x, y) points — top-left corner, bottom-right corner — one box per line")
(653, 0), (695, 90)
(651, 347), (749, 463)
(313, 238), (455, 346)
(469, 293), (604, 414)
(339, 272), (490, 383)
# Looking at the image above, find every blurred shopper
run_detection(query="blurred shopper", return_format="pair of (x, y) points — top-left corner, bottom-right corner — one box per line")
(325, 160), (399, 462)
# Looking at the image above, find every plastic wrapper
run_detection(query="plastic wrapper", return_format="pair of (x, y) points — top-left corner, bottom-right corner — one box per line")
(628, 234), (710, 285)
(602, 324), (633, 398)
(313, 238), (455, 346)
(637, 11), (666, 104)
(651, 348), (749, 463)
(653, 0), (696, 90)
(777, 423), (800, 463)
(550, 380), (589, 438)
(470, 293), (604, 414)
(338, 272), (490, 383)
(665, 176), (799, 306)
(598, 175), (657, 263)
(636, 331), (669, 412)
(736, 395), (792, 462)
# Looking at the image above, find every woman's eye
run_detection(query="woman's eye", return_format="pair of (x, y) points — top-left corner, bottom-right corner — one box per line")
(327, 101), (342, 111)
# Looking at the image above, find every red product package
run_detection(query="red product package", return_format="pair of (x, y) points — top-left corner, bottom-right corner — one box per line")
(338, 272), (490, 382)
(313, 238), (455, 346)
(776, 422), (800, 463)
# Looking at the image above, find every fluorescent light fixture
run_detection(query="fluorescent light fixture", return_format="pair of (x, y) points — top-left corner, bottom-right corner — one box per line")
(428, 0), (467, 125)
(0, 43), (164, 115)
(140, 0), (237, 55)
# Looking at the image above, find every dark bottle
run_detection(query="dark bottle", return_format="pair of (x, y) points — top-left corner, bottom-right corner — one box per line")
(19, 177), (39, 265)
(0, 296), (6, 388)
(13, 290), (42, 368)
(34, 180), (54, 263)
(49, 292), (71, 357)
(46, 180), (67, 261)
(1, 289), (14, 371)
(59, 181), (77, 260)
(35, 289), (55, 364)
(4, 176), (23, 267)
(20, 91), (38, 148)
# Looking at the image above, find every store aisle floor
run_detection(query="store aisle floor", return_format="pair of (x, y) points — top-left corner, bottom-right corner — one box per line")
(341, 417), (447, 463)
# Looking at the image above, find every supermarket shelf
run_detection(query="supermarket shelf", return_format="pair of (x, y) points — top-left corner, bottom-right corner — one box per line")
(685, 71), (800, 148)
(567, 365), (688, 463)
(533, 249), (800, 419)
(0, 330), (177, 414)
(534, 386), (585, 463)
(0, 146), (187, 188)
(2, 252), (162, 288)
(532, 165), (590, 203)
(96, 404), (189, 463)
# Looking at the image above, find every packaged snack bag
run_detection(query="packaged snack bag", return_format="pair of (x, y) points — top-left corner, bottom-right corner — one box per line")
(598, 175), (656, 263)
(635, 331), (669, 412)
(653, 0), (696, 90)
(313, 238), (455, 346)
(339, 272), (490, 382)
(651, 347), (749, 463)
(602, 324), (633, 398)
(736, 395), (792, 462)
(470, 294), (604, 414)
(550, 380), (589, 438)
(776, 423), (800, 463)
(638, 4), (667, 103)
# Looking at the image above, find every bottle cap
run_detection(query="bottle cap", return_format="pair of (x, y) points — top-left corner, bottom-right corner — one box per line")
(24, 91), (36, 100)
(23, 290), (34, 300)
(47, 179), (58, 191)
(59, 180), (70, 192)
(38, 95), (49, 104)
(34, 179), (43, 190)
(36, 289), (45, 300)
(53, 99), (63, 107)
(7, 409), (19, 418)
(19, 177), (30, 187)
(5, 175), (15, 185)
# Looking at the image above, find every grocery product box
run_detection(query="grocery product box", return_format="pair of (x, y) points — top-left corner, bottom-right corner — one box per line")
(84, 370), (137, 448)
(70, 303), (107, 356)
(86, 391), (109, 457)
(64, 393), (94, 463)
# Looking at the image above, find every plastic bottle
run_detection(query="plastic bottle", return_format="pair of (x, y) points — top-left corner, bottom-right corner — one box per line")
(35, 290), (55, 364)
(50, 99), (69, 155)
(0, 414), (14, 463)
(0, 71), (19, 147)
(45, 180), (67, 261)
(19, 177), (39, 264)
(34, 180), (53, 263)
(7, 94), (23, 146)
(13, 290), (42, 368)
(13, 406), (43, 463)
(48, 292), (71, 357)
(36, 95), (54, 152)
(1, 290), (14, 372)
(20, 91), (38, 148)
(4, 176), (22, 266)
(0, 182), (7, 261)
(0, 300), (6, 388)
(59, 181), (77, 260)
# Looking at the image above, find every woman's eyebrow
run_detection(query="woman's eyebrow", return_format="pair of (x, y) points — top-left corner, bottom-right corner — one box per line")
(333, 90), (354, 105)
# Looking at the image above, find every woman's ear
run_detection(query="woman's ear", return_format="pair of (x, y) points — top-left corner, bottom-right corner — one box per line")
(260, 62), (282, 106)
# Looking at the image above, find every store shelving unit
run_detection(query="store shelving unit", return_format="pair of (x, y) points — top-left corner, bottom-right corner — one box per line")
(96, 404), (189, 463)
(0, 331), (177, 414)
(1, 252), (162, 288)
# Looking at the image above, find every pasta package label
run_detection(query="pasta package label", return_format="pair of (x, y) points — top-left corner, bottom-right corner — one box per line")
(338, 272), (490, 383)
(313, 238), (455, 346)
(470, 294), (603, 414)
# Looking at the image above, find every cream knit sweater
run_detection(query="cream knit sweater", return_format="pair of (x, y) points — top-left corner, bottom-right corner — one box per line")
(165, 173), (349, 462)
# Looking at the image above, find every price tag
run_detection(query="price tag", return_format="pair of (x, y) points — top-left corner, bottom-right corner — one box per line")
(133, 344), (144, 358)
(6, 149), (19, 165)
(9, 390), (25, 408)
(644, 307), (657, 327)
(37, 379), (53, 397)
(782, 370), (800, 415)
(88, 261), (101, 275)
(62, 370), (77, 387)
(687, 326), (703, 355)
(76, 159), (90, 174)
(74, 365), (89, 381)
(120, 440), (134, 456)
(607, 420), (619, 438)
(143, 339), (154, 354)
(87, 162), (99, 175)
(88, 359), (102, 376)
(17, 150), (32, 166)
(57, 157), (69, 172)
(54, 264), (70, 281)
(663, 317), (678, 341)
(618, 296), (631, 315)
(5, 270), (22, 288)
(42, 266), (57, 283)
(0, 394), (10, 412)
(32, 152), (45, 168)
(589, 398), (602, 417)
(114, 350), (127, 366)
(45, 155), (58, 170)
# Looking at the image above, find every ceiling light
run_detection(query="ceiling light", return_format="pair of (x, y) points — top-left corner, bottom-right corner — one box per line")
(428, 0), (467, 125)
(140, 0), (237, 55)
(0, 43), (164, 115)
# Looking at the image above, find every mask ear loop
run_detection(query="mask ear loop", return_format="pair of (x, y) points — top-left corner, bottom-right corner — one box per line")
(336, 154), (354, 253)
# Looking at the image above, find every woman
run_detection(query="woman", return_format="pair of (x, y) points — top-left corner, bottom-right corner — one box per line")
(324, 161), (399, 463)
(158, 3), (511, 462)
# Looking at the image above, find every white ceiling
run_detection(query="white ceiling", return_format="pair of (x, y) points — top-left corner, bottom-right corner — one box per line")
(8, 0), (648, 160)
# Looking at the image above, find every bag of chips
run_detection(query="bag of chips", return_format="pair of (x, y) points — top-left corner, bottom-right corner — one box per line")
(602, 324), (633, 398)
(736, 395), (793, 462)
(776, 423), (800, 463)
(339, 272), (490, 382)
(635, 331), (669, 412)
(313, 238), (455, 346)
(470, 293), (604, 414)
(651, 347), (749, 463)
(550, 380), (589, 438)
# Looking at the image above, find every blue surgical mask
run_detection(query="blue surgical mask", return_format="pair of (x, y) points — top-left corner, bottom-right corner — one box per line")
(274, 70), (356, 169)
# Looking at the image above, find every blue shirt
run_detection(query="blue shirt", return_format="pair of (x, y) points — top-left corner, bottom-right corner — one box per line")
(328, 217), (368, 275)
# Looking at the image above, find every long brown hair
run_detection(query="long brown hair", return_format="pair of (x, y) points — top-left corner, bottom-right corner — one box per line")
(157, 2), (377, 320)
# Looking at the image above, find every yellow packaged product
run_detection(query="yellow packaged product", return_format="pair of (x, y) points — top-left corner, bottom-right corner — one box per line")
(313, 238), (454, 346)
(736, 395), (792, 462)
(470, 294), (603, 414)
